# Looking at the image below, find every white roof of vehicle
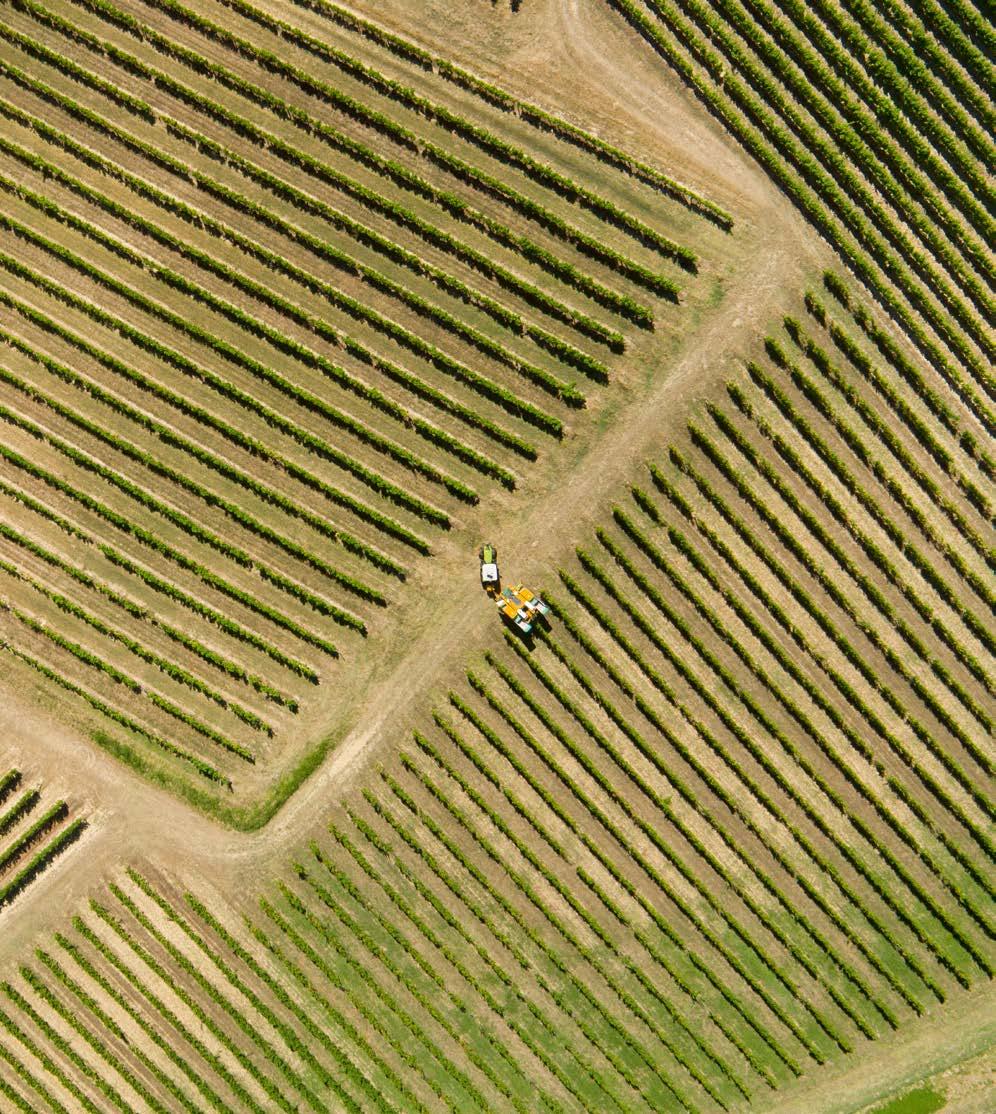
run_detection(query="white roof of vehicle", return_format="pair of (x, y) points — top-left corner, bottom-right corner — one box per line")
(481, 563), (499, 581)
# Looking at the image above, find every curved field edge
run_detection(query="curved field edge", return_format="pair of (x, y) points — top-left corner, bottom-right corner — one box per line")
(0, 265), (989, 1110)
(0, 0), (740, 817)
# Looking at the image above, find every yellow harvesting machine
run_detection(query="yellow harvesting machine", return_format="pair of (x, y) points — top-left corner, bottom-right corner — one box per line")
(479, 544), (550, 634)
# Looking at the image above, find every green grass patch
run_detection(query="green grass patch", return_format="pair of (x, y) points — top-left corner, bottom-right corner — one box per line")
(870, 1085), (945, 1114)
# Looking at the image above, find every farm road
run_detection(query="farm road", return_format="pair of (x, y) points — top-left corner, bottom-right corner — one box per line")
(0, 0), (828, 951)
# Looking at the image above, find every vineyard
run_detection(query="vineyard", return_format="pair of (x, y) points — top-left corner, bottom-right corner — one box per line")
(0, 0), (729, 821)
(0, 766), (87, 913)
(608, 0), (994, 444)
(0, 273), (991, 1109)
(0, 0), (992, 1111)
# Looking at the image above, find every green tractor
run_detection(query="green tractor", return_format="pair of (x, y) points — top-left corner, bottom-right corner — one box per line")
(479, 543), (500, 590)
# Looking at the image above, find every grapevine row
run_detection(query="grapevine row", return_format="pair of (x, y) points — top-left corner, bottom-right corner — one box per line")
(135, 0), (690, 286)
(0, 397), (362, 640)
(608, 0), (995, 431)
(0, 474), (319, 683)
(58, 0), (673, 310)
(0, 350), (385, 610)
(284, 0), (733, 226)
(568, 543), (991, 978)
(0, 239), (451, 531)
(0, 195), (485, 503)
(215, 0), (699, 269)
(641, 470), (993, 895)
(1, 641), (228, 785)
(8, 0), (639, 343)
(0, 280), (428, 558)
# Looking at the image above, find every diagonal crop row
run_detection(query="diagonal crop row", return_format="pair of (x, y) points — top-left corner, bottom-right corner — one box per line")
(51, 932), (226, 1114)
(782, 0), (994, 248)
(34, 947), (200, 1114)
(0, 281), (427, 559)
(0, 551), (272, 736)
(127, 870), (339, 1114)
(7, 0), (639, 341)
(0, 395), (364, 637)
(282, 0), (733, 227)
(339, 803), (621, 1111)
(506, 625), (867, 1055)
(680, 421), (994, 833)
(89, 894), (283, 1113)
(632, 0), (995, 370)
(0, 474), (318, 685)
(18, 962), (166, 1113)
(786, 310), (993, 564)
(710, 0), (993, 303)
(325, 816), (599, 1113)
(0, 245), (449, 536)
(0, 435), (341, 656)
(1, 816), (86, 907)
(247, 897), (433, 1114)
(0, 126), (576, 429)
(184, 889), (385, 1114)
(293, 855), (514, 1112)
(273, 881), (469, 1113)
(556, 559), (985, 994)
(805, 291), (993, 514)
(0, 95), (600, 399)
(534, 614), (908, 1035)
(574, 535), (993, 976)
(0, 100), (541, 464)
(667, 434), (995, 849)
(409, 727), (705, 1103)
(72, 910), (267, 1114)
(773, 330), (995, 631)
(706, 399), (992, 768)
(0, 196), (483, 505)
(726, 380), (993, 735)
(1, 600), (255, 763)
(0, 351), (386, 609)
(418, 715), (740, 1109)
(745, 352), (994, 691)
(375, 770), (659, 1111)
(608, 505), (994, 923)
(608, 0), (995, 432)
(10, 356), (393, 602)
(0, 305), (403, 580)
(905, 0), (994, 92)
(543, 586), (943, 1018)
(50, 0), (663, 322)
(639, 472), (994, 897)
(0, 68), (549, 458)
(832, 0), (994, 162)
(450, 681), (762, 1099)
(125, 0), (688, 289)
(0, 983), (107, 1114)
(482, 645), (808, 1078)
(214, 0), (699, 270)
(0, 788), (38, 841)
(112, 879), (312, 1114)
(1, 641), (228, 785)
(819, 273), (994, 480)
(0, 770), (20, 810)
(0, 800), (67, 877)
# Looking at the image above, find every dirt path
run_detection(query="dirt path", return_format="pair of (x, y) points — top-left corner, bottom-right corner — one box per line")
(554, 0), (777, 219)
(0, 204), (820, 937)
(0, 0), (827, 941)
(759, 980), (995, 1113)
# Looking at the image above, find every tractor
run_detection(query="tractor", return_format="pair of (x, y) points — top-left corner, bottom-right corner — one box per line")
(479, 544), (550, 635)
